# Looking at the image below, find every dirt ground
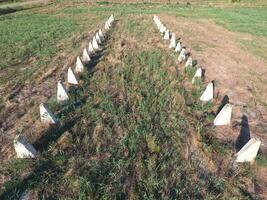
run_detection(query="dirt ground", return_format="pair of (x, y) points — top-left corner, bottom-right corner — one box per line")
(159, 14), (267, 197)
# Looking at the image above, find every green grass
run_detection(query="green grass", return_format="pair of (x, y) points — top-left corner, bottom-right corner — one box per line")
(0, 12), (79, 89)
(0, 14), (77, 70)
(177, 7), (267, 37)
(1, 1), (266, 86)
(256, 154), (267, 166)
(0, 5), (107, 104)
(1, 48), (246, 199)
(86, 2), (267, 37)
(0, 17), (249, 197)
(88, 2), (267, 63)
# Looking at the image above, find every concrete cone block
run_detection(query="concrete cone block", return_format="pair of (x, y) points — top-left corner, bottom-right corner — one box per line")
(178, 48), (186, 63)
(88, 41), (95, 55)
(110, 15), (114, 24)
(200, 82), (213, 102)
(96, 32), (102, 44)
(98, 29), (105, 41)
(175, 41), (182, 52)
(40, 103), (58, 124)
(14, 135), (37, 158)
(82, 49), (90, 63)
(68, 67), (79, 83)
(214, 103), (232, 126)
(185, 56), (193, 67)
(163, 29), (170, 40)
(169, 33), (176, 49)
(154, 17), (158, 25)
(157, 21), (162, 30)
(160, 25), (166, 34)
(105, 21), (110, 30)
(154, 16), (161, 29)
(235, 138), (261, 163)
(153, 15), (157, 22)
(57, 81), (69, 102)
(192, 68), (202, 84)
(92, 36), (100, 51)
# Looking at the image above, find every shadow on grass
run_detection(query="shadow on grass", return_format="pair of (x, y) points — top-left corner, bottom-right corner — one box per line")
(235, 115), (250, 152)
(33, 116), (81, 153)
(0, 7), (17, 15)
(0, 158), (65, 200)
(216, 95), (229, 115)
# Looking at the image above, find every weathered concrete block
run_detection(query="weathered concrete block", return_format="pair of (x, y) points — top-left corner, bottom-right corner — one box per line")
(68, 67), (79, 83)
(235, 138), (261, 163)
(200, 82), (213, 102)
(214, 103), (232, 126)
(57, 81), (69, 102)
(14, 135), (37, 158)
(40, 103), (57, 124)
(192, 68), (202, 84)
(169, 33), (176, 49)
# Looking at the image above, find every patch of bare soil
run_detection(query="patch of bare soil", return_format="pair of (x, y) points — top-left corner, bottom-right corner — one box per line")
(159, 14), (267, 198)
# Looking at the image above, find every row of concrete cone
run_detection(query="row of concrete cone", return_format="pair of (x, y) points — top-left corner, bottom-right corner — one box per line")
(153, 15), (261, 163)
(14, 15), (116, 159)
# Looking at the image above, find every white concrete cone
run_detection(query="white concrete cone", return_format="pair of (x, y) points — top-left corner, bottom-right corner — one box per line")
(154, 18), (158, 26)
(163, 29), (170, 40)
(14, 135), (37, 158)
(96, 32), (102, 44)
(68, 67), (79, 83)
(160, 25), (166, 34)
(185, 56), (193, 67)
(214, 103), (232, 126)
(157, 22), (162, 30)
(88, 41), (95, 55)
(178, 48), (186, 63)
(98, 29), (105, 40)
(105, 21), (110, 30)
(235, 138), (261, 163)
(57, 81), (69, 102)
(159, 24), (163, 32)
(40, 103), (57, 124)
(200, 82), (213, 102)
(154, 16), (159, 26)
(192, 68), (202, 84)
(169, 33), (176, 49)
(110, 15), (114, 24)
(92, 36), (100, 51)
(175, 42), (182, 52)
(156, 18), (161, 26)
(108, 18), (113, 27)
(82, 49), (90, 63)
(154, 17), (161, 29)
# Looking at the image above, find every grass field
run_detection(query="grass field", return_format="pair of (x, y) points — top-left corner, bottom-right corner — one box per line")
(0, 0), (267, 199)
